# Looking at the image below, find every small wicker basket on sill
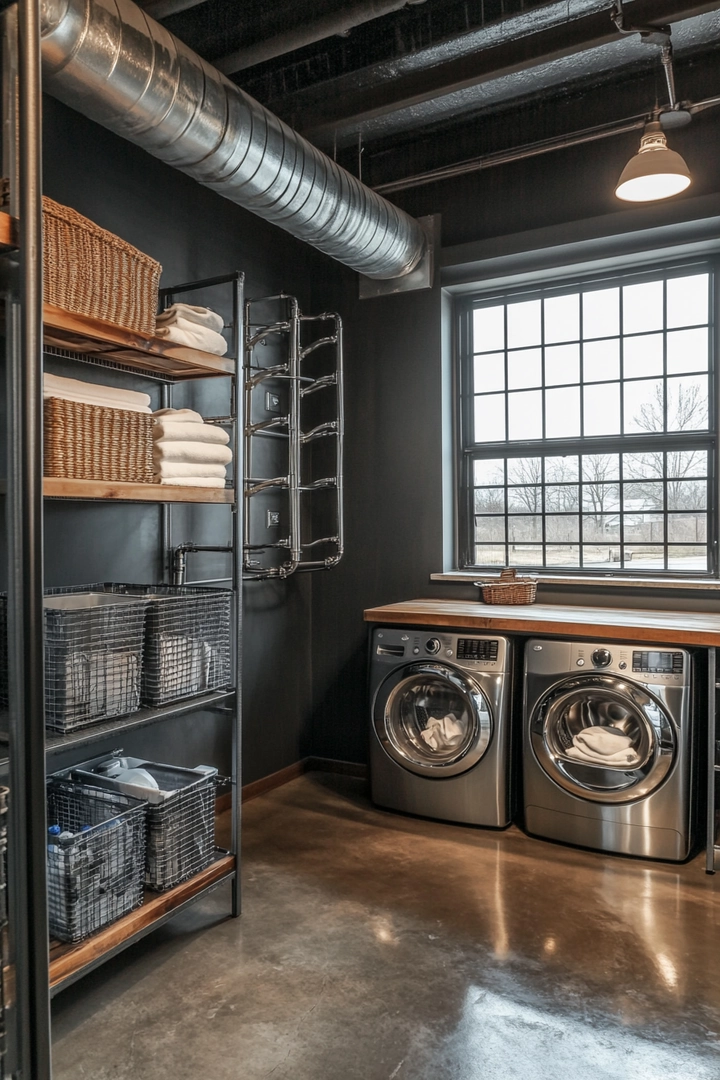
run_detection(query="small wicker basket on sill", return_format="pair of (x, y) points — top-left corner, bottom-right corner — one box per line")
(474, 568), (537, 605)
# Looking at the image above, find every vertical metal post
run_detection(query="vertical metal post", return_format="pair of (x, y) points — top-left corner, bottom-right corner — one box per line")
(335, 315), (345, 563)
(160, 382), (172, 583)
(5, 0), (52, 1073)
(231, 272), (244, 916)
(288, 298), (302, 568)
(707, 647), (716, 873)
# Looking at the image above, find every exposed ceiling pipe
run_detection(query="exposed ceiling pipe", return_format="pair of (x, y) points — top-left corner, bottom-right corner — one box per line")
(214, 0), (428, 77)
(39, 0), (426, 280)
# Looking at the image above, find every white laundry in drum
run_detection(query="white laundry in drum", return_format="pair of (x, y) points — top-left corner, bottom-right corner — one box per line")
(420, 713), (465, 752)
(566, 725), (641, 767)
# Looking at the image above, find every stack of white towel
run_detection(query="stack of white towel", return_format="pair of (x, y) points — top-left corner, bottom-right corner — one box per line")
(155, 304), (228, 356)
(420, 713), (465, 753)
(44, 373), (152, 413)
(566, 725), (641, 767)
(152, 408), (232, 488)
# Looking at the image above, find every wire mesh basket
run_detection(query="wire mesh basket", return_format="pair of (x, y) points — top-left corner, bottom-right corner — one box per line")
(46, 778), (147, 943)
(68, 756), (218, 891)
(43, 591), (149, 732)
(0, 591), (149, 732)
(80, 584), (233, 706)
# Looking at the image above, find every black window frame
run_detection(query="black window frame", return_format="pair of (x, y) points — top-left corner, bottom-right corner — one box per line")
(455, 257), (719, 578)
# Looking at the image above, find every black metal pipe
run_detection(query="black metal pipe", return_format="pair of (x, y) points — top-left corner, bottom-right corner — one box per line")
(7, 0), (52, 1073)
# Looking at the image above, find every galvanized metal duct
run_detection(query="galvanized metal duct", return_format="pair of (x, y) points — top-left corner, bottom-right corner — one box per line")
(39, 0), (426, 279)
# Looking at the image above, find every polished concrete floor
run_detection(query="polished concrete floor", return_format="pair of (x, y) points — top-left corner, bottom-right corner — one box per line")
(52, 772), (720, 1080)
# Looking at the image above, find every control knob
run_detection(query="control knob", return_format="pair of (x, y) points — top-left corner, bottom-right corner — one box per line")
(592, 648), (612, 668)
(425, 638), (441, 655)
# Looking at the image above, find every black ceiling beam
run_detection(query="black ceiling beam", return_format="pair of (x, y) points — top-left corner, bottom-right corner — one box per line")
(269, 0), (720, 144)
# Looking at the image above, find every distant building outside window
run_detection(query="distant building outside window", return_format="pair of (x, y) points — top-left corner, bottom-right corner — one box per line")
(455, 263), (715, 576)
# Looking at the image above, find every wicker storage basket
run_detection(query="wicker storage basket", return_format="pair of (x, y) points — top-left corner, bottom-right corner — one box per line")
(43, 197), (161, 335)
(44, 397), (154, 483)
(475, 567), (537, 605)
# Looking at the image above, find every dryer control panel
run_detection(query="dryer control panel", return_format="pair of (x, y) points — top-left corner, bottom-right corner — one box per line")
(525, 639), (689, 686)
(373, 629), (510, 672)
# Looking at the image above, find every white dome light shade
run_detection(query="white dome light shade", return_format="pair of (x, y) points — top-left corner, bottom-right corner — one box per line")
(615, 121), (691, 203)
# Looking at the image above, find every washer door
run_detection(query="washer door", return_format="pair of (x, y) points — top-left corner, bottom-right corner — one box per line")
(530, 674), (676, 804)
(373, 661), (493, 778)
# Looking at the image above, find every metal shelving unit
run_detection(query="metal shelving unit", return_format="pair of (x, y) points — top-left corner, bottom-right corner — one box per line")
(2, 1), (244, 1051)
(244, 292), (344, 579)
(707, 650), (718, 872)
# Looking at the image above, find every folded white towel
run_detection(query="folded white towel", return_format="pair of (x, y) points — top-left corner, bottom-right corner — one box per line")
(155, 317), (228, 356)
(574, 726), (633, 756)
(153, 461), (227, 479)
(153, 440), (233, 466)
(420, 713), (465, 752)
(566, 745), (641, 767)
(152, 408), (204, 424)
(44, 374), (152, 413)
(156, 476), (227, 488)
(156, 303), (224, 335)
(152, 420), (230, 445)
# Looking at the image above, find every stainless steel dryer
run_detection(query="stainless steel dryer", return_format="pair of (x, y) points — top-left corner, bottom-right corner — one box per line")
(369, 627), (513, 827)
(523, 639), (695, 861)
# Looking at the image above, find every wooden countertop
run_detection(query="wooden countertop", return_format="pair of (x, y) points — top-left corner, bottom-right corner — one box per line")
(364, 599), (720, 648)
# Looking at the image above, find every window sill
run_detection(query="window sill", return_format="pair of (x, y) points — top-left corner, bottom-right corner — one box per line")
(431, 571), (720, 591)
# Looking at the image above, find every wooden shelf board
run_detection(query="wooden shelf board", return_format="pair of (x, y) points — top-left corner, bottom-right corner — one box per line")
(43, 304), (235, 380)
(43, 477), (235, 503)
(0, 211), (18, 252)
(49, 854), (235, 991)
(364, 599), (720, 648)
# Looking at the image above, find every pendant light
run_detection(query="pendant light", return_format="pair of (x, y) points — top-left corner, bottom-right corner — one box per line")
(615, 120), (691, 202)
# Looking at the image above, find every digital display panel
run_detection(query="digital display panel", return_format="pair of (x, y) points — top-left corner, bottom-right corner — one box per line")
(632, 651), (683, 674)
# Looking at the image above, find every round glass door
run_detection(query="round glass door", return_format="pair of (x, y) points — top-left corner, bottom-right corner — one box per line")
(530, 674), (676, 803)
(373, 662), (493, 778)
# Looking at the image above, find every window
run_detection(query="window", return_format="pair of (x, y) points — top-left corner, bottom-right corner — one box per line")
(456, 263), (716, 575)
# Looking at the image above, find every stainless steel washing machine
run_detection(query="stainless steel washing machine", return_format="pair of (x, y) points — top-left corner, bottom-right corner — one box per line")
(523, 638), (695, 861)
(369, 627), (513, 827)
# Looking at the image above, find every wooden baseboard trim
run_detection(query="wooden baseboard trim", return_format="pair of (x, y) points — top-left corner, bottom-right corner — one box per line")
(215, 756), (368, 813)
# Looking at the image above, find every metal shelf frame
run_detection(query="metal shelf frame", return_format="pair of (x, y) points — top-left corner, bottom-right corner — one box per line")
(1, 6), (244, 1064)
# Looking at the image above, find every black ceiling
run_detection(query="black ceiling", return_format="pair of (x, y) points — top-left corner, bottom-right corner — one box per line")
(139, 0), (720, 193)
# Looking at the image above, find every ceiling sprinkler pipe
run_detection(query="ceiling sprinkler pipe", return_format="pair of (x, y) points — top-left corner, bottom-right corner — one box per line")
(39, 0), (426, 280)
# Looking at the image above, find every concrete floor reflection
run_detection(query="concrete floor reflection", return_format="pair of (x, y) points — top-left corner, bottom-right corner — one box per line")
(52, 773), (720, 1080)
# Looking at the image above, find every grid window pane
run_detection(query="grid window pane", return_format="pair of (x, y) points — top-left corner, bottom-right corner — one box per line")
(623, 333), (663, 379)
(583, 287), (619, 339)
(474, 394), (506, 442)
(624, 378), (664, 434)
(508, 348), (542, 389)
(666, 375), (708, 431)
(584, 382), (620, 436)
(666, 273), (709, 329)
(668, 545), (707, 571)
(545, 484), (579, 511)
(508, 390), (542, 440)
(583, 339), (620, 382)
(473, 459), (505, 486)
(464, 265), (714, 574)
(474, 544), (506, 565)
(545, 343), (580, 385)
(474, 487), (505, 513)
(666, 328), (708, 374)
(623, 280), (663, 334)
(546, 386), (581, 439)
(473, 305), (505, 352)
(475, 516), (506, 542)
(507, 299), (541, 348)
(474, 352), (505, 393)
(544, 293), (579, 344)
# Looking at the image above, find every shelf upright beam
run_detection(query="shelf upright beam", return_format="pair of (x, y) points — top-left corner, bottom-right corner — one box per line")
(231, 271), (244, 917)
(707, 646), (716, 873)
(4, 0), (53, 1074)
